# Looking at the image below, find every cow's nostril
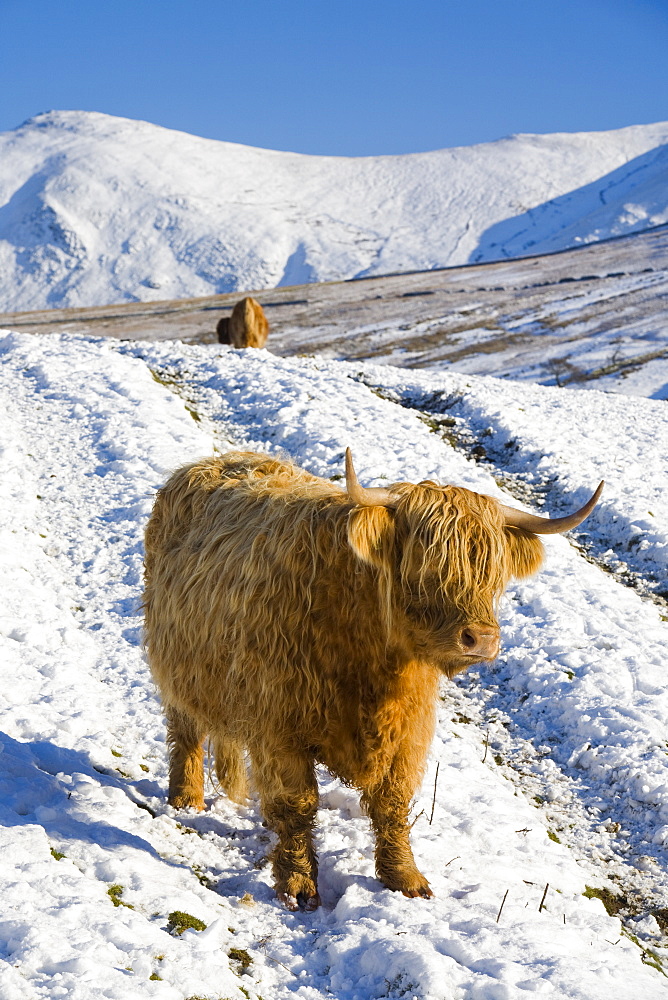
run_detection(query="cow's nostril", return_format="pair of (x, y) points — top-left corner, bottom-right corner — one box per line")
(461, 629), (477, 649)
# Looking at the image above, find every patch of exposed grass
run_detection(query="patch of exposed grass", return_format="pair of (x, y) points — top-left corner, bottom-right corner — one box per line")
(149, 367), (202, 423)
(229, 947), (253, 972)
(167, 910), (207, 935)
(176, 822), (203, 837)
(623, 929), (666, 976)
(192, 864), (215, 890)
(583, 885), (626, 916)
(108, 884), (134, 909)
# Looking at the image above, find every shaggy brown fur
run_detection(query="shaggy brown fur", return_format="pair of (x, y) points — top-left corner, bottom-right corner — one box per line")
(216, 316), (230, 344)
(225, 297), (269, 348)
(144, 451), (543, 909)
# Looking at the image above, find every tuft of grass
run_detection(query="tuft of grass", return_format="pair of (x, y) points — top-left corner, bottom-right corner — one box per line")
(50, 848), (66, 861)
(417, 413), (458, 447)
(167, 910), (207, 935)
(176, 822), (202, 837)
(149, 367), (202, 423)
(229, 947), (253, 972)
(623, 929), (666, 976)
(149, 973), (162, 980)
(110, 749), (122, 758)
(583, 885), (626, 916)
(547, 830), (561, 844)
(108, 884), (134, 909)
(192, 864), (215, 889)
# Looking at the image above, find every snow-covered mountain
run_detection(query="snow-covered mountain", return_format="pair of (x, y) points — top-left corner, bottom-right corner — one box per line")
(1, 110), (667, 312)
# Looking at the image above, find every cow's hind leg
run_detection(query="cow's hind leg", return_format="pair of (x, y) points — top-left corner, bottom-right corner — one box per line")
(213, 732), (248, 803)
(166, 706), (206, 811)
(252, 746), (320, 911)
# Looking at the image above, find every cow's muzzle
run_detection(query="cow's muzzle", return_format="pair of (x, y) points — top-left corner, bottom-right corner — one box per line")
(457, 625), (500, 661)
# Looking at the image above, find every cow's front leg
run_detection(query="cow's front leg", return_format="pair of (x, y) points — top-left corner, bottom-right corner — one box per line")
(363, 776), (433, 899)
(252, 746), (320, 911)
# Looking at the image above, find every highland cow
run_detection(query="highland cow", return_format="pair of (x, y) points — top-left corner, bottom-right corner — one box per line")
(144, 449), (602, 911)
(217, 296), (269, 348)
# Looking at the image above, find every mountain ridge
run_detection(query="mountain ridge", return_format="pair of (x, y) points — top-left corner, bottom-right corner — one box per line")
(0, 109), (667, 311)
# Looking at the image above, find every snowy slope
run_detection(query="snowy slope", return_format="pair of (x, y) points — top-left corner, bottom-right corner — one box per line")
(0, 110), (667, 311)
(1, 331), (668, 999)
(4, 220), (667, 401)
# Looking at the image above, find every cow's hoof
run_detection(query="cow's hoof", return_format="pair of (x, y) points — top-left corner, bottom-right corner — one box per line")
(168, 795), (205, 811)
(276, 892), (320, 913)
(402, 884), (434, 899)
(278, 892), (300, 911)
(379, 868), (433, 899)
(277, 890), (321, 912)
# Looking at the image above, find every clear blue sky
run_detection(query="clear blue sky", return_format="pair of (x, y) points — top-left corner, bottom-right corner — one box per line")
(1, 0), (667, 156)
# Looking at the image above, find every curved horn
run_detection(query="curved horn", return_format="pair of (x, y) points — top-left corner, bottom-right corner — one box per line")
(501, 481), (604, 535)
(345, 448), (396, 507)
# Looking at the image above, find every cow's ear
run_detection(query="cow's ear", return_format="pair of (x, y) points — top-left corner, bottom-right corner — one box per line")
(347, 505), (395, 568)
(504, 526), (544, 579)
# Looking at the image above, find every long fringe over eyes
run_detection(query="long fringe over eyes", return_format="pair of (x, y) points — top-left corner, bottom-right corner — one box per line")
(390, 481), (526, 621)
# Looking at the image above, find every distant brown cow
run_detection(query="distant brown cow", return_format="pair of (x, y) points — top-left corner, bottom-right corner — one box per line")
(144, 449), (602, 910)
(217, 297), (269, 348)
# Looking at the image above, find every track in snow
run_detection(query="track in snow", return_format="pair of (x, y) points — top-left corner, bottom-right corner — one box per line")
(2, 331), (668, 998)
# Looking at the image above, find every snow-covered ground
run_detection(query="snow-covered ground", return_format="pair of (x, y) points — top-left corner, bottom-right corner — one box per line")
(2, 330), (668, 999)
(1, 110), (667, 311)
